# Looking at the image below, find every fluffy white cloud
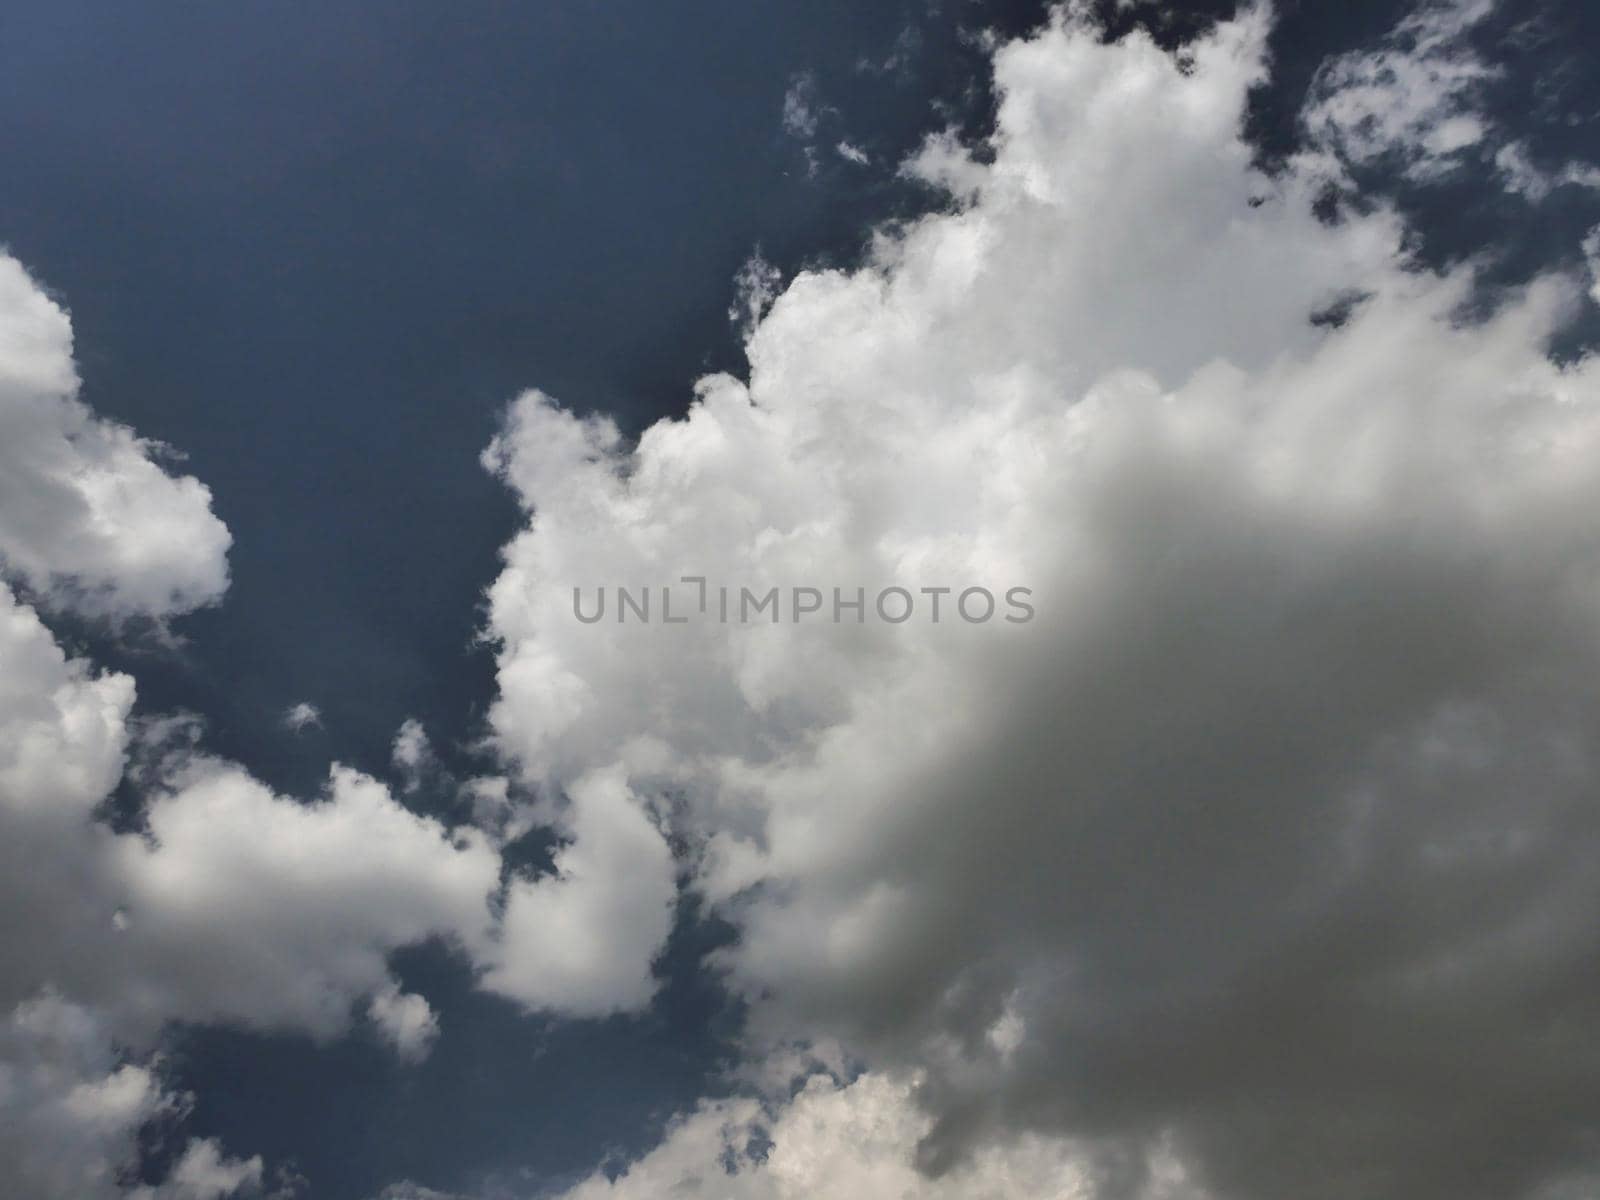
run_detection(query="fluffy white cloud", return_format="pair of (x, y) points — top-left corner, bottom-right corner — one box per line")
(368, 983), (440, 1064)
(0, 255), (230, 620)
(0, 246), (680, 1073)
(554, 1071), (1114, 1200)
(0, 578), (504, 1042)
(151, 1139), (267, 1200)
(0, 247), (705, 1196)
(0, 994), (261, 1200)
(480, 4), (1600, 1198)
(478, 766), (676, 1016)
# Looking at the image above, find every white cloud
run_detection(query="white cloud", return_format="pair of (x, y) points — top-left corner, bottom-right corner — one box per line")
(151, 1139), (266, 1200)
(836, 140), (871, 166)
(478, 766), (675, 1017)
(730, 252), (783, 340)
(0, 252), (672, 1064)
(781, 74), (820, 140)
(0, 255), (230, 620)
(367, 983), (440, 1064)
(0, 548), (665, 1058)
(108, 758), (501, 1039)
(0, 994), (261, 1200)
(1304, 0), (1496, 180)
(550, 1069), (1185, 1200)
(1495, 141), (1600, 202)
(0, 574), (504, 1043)
(282, 702), (321, 733)
(391, 717), (433, 791)
(479, 6), (1600, 1198)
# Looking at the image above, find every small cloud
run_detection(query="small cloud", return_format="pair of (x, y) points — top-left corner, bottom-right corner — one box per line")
(282, 702), (321, 733)
(835, 140), (870, 166)
(855, 24), (920, 78)
(729, 251), (783, 338)
(1495, 141), (1600, 202)
(460, 775), (537, 844)
(781, 72), (842, 177)
(368, 1184), (465, 1200)
(781, 73), (820, 139)
(367, 983), (439, 1065)
(1585, 226), (1600, 306)
(391, 718), (433, 792)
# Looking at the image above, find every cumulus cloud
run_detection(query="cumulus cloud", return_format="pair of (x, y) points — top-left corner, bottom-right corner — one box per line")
(0, 254), (230, 620)
(0, 993), (261, 1200)
(553, 1071), (1115, 1200)
(478, 4), (1600, 1198)
(0, 511), (660, 1060)
(0, 578), (505, 1041)
(477, 766), (676, 1017)
(0, 248), (680, 1065)
(0, 247), (716, 1195)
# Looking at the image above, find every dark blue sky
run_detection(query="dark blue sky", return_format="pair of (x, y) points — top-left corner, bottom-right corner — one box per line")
(0, 0), (1035, 800)
(0, 4), (1051, 1195)
(4, 1), (1597, 1197)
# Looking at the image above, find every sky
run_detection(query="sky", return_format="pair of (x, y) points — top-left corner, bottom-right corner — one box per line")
(2, 1), (1600, 1198)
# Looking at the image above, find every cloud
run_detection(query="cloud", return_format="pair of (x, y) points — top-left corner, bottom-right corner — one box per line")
(0, 255), (230, 621)
(367, 1185), (465, 1200)
(0, 993), (261, 1200)
(781, 74), (820, 140)
(391, 717), (433, 791)
(479, 4), (1600, 1198)
(1587, 226), (1600, 305)
(0, 518), (664, 1056)
(730, 252), (784, 340)
(0, 248), (716, 1194)
(1495, 141), (1600, 202)
(552, 1070), (1112, 1200)
(0, 579), (505, 1042)
(1303, 0), (1495, 180)
(0, 252), (678, 1057)
(282, 702), (321, 733)
(153, 1140), (267, 1200)
(836, 140), (871, 166)
(477, 766), (676, 1017)
(367, 983), (440, 1064)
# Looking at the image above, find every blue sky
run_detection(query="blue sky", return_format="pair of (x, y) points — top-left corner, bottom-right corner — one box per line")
(4, 3), (1600, 1199)
(0, 5), (1051, 1194)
